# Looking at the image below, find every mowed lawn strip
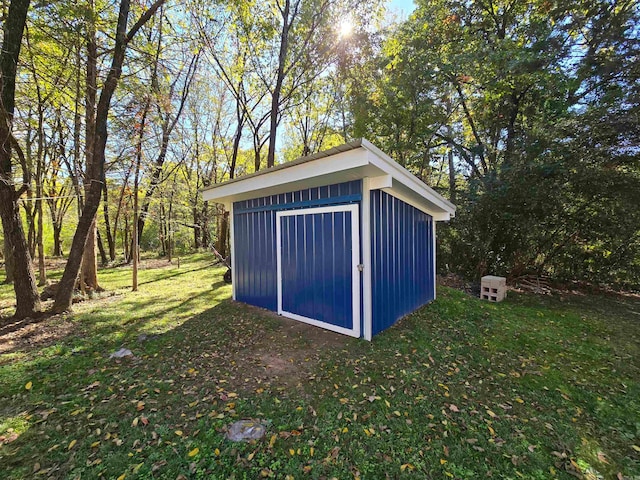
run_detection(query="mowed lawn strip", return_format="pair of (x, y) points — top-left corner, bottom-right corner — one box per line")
(0, 255), (638, 479)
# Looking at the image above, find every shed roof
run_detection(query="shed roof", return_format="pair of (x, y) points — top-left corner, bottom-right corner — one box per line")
(202, 138), (456, 220)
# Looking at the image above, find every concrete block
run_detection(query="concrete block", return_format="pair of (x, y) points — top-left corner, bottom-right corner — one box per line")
(481, 275), (507, 302)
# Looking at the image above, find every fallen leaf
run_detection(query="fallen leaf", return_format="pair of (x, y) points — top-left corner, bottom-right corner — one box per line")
(487, 410), (497, 418)
(116, 474), (126, 480)
(25, 381), (32, 391)
(188, 447), (199, 457)
(68, 439), (77, 450)
(632, 445), (640, 452)
(449, 404), (460, 413)
(175, 430), (183, 437)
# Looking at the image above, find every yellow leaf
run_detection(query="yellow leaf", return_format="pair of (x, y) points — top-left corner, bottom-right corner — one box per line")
(117, 474), (126, 480)
(175, 430), (183, 436)
(488, 425), (495, 436)
(515, 397), (524, 404)
(247, 452), (255, 460)
(393, 410), (401, 417)
(342, 427), (348, 433)
(440, 459), (447, 464)
(68, 439), (77, 450)
(91, 441), (100, 448)
(310, 447), (315, 457)
(445, 472), (454, 478)
(633, 445), (640, 452)
(487, 410), (497, 418)
(384, 400), (391, 408)
(132, 417), (139, 427)
(214, 448), (220, 456)
(188, 447), (199, 457)
(133, 463), (144, 473)
(25, 381), (32, 390)
(289, 448), (295, 456)
(269, 434), (277, 448)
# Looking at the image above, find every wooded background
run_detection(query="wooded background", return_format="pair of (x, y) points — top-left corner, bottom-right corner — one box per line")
(0, 0), (638, 318)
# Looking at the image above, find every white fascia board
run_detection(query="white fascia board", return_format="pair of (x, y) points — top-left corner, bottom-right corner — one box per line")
(202, 148), (370, 203)
(361, 139), (456, 216)
(369, 174), (393, 190)
(381, 186), (451, 221)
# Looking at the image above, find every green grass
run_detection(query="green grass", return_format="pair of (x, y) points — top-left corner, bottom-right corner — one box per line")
(0, 255), (638, 479)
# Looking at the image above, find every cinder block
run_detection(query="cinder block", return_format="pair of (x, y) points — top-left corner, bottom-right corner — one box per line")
(481, 276), (507, 302)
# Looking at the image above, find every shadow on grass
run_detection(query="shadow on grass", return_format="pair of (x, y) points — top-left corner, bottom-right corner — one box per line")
(0, 294), (351, 479)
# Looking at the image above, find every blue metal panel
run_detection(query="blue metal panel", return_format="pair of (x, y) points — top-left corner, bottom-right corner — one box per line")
(233, 180), (361, 313)
(371, 190), (434, 335)
(280, 210), (353, 329)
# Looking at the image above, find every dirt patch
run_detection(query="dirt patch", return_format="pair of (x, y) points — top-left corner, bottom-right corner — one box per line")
(228, 304), (349, 392)
(0, 314), (75, 357)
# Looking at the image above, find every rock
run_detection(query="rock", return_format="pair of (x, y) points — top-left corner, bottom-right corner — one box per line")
(109, 348), (133, 359)
(40, 283), (59, 301)
(137, 334), (159, 343)
(225, 420), (266, 442)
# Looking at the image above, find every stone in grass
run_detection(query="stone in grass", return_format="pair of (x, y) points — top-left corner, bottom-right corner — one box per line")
(137, 333), (159, 343)
(226, 420), (266, 442)
(109, 348), (133, 359)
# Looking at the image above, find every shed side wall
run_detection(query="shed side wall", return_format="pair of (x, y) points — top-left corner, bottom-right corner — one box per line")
(233, 180), (362, 312)
(371, 190), (434, 335)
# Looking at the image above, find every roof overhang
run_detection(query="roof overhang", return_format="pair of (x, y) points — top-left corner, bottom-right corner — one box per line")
(201, 139), (456, 221)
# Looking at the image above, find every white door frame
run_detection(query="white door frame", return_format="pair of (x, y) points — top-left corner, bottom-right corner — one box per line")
(276, 204), (361, 338)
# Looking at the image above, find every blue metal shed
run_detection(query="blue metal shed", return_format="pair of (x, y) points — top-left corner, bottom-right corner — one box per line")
(202, 139), (456, 340)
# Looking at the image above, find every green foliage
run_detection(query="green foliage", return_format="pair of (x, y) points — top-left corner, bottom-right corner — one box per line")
(351, 0), (640, 288)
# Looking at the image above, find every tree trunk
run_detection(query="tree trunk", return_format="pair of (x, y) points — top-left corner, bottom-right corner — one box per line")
(217, 211), (229, 259)
(81, 0), (100, 290)
(103, 178), (116, 261)
(96, 229), (108, 265)
(0, 0), (41, 318)
(36, 197), (46, 286)
(266, 0), (292, 168)
(53, 0), (165, 312)
(3, 240), (15, 284)
(53, 223), (63, 257)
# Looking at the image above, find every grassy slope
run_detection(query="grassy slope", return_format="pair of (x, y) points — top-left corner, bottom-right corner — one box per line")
(0, 255), (638, 479)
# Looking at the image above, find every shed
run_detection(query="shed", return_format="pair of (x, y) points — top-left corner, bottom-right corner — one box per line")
(202, 139), (456, 340)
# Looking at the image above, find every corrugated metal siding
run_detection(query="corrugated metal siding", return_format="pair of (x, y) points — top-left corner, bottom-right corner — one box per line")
(371, 190), (434, 335)
(280, 211), (353, 328)
(233, 180), (361, 312)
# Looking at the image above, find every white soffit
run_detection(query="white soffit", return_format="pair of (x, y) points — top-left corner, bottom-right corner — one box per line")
(201, 138), (456, 219)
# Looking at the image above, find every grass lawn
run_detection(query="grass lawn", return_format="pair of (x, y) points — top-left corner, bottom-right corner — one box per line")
(0, 254), (639, 479)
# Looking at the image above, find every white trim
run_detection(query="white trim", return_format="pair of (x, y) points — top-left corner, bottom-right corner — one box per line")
(203, 149), (369, 202)
(433, 219), (437, 301)
(361, 140), (456, 213)
(229, 203), (236, 301)
(369, 174), (392, 190)
(201, 139), (455, 219)
(275, 210), (282, 314)
(380, 187), (450, 221)
(362, 178), (373, 341)
(276, 204), (361, 338)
